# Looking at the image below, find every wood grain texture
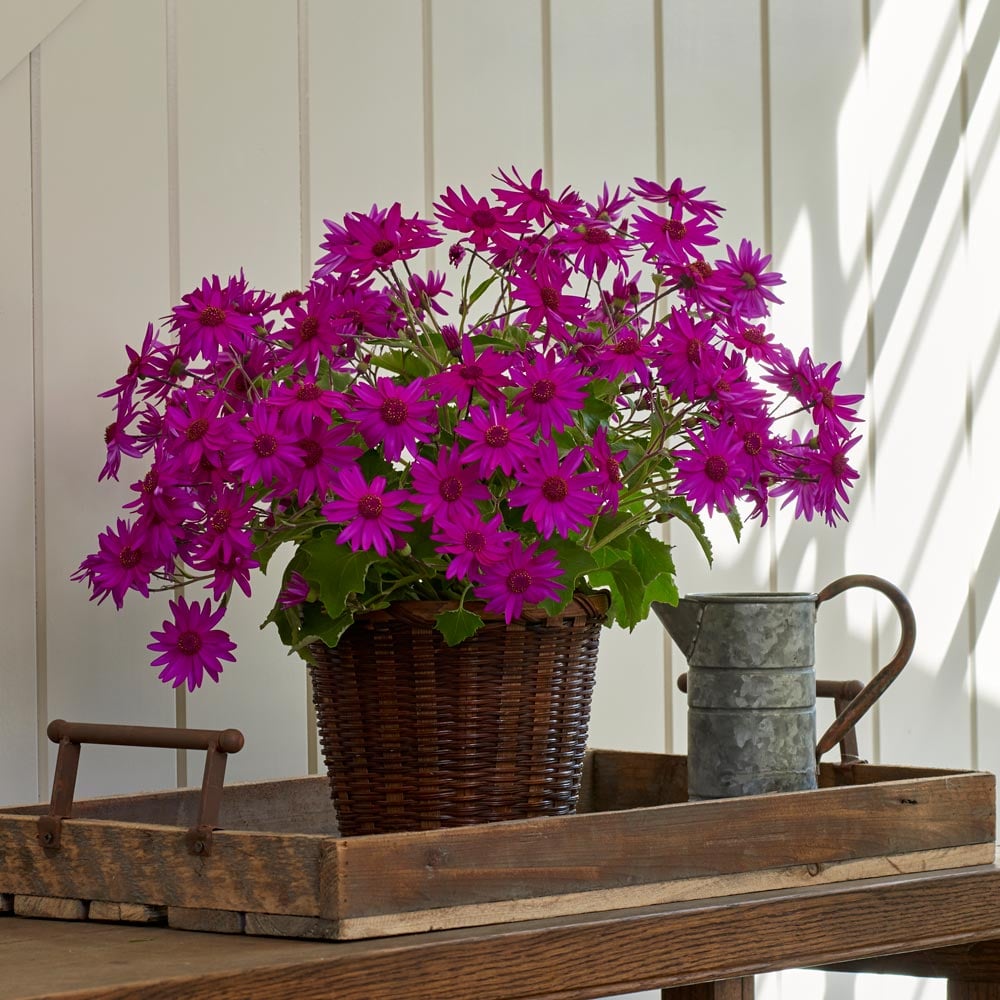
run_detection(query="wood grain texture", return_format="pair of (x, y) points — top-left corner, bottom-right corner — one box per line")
(169, 906), (245, 935)
(14, 894), (86, 920)
(949, 985), (1000, 1000)
(88, 900), (166, 924)
(0, 816), (326, 916)
(244, 912), (338, 940)
(328, 771), (995, 919)
(4, 865), (1000, 1000)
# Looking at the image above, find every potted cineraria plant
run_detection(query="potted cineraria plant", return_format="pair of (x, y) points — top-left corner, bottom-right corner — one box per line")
(76, 167), (862, 834)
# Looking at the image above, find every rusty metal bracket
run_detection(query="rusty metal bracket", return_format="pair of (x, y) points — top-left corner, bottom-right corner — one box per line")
(39, 720), (244, 856)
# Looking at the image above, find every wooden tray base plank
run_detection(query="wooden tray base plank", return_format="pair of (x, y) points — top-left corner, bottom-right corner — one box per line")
(89, 900), (166, 924)
(13, 894), (88, 921)
(168, 906), (245, 934)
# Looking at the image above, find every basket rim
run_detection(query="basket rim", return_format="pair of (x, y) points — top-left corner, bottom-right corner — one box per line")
(335, 590), (611, 629)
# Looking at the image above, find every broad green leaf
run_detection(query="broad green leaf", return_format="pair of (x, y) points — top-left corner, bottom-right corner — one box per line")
(435, 607), (484, 646)
(725, 505), (744, 543)
(628, 530), (679, 616)
(658, 496), (713, 567)
(588, 558), (645, 630)
(467, 274), (498, 308)
(300, 533), (379, 618)
(369, 349), (432, 378)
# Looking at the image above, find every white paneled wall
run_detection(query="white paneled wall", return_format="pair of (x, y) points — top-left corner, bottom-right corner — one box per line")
(2, 2), (996, 997)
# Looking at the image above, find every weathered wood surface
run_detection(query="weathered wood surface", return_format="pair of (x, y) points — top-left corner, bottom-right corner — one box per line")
(0, 750), (993, 940)
(0, 816), (326, 915)
(13, 893), (88, 920)
(88, 900), (166, 924)
(169, 906), (245, 934)
(324, 770), (995, 920)
(3, 865), (1000, 1000)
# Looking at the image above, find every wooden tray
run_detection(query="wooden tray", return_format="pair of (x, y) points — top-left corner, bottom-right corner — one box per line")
(0, 751), (994, 941)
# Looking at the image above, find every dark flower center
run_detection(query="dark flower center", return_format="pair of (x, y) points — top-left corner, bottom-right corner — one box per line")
(341, 308), (363, 330)
(743, 432), (762, 456)
(530, 379), (556, 403)
(464, 530), (485, 553)
(743, 324), (766, 344)
(741, 271), (758, 290)
(104, 423), (116, 445)
(485, 425), (510, 448)
(606, 458), (621, 482)
(819, 388), (835, 408)
(380, 398), (408, 426)
(300, 439), (322, 468)
(254, 434), (278, 458)
(186, 417), (210, 441)
(142, 470), (158, 494)
(539, 287), (560, 309)
(371, 238), (394, 257)
(692, 260), (713, 279)
(460, 364), (483, 382)
(614, 336), (639, 355)
(210, 510), (231, 533)
(686, 340), (701, 364)
(177, 631), (203, 655)
(199, 306), (227, 327)
(705, 456), (729, 482)
(541, 476), (569, 502)
(439, 476), (463, 502)
(506, 568), (532, 595)
(296, 383), (322, 402)
(300, 316), (319, 341)
(664, 219), (686, 240)
(118, 547), (140, 569)
(583, 225), (611, 245)
(470, 208), (496, 229)
(832, 453), (848, 475)
(358, 494), (383, 518)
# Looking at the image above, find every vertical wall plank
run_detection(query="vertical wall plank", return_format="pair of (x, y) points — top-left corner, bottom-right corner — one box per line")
(174, 0), (308, 783)
(39, 0), (175, 797)
(0, 57), (38, 805)
(659, 0), (769, 754)
(549, 0), (663, 754)
(306, 1), (426, 255)
(767, 1), (878, 758)
(868, 0), (971, 768)
(967, 0), (1000, 778)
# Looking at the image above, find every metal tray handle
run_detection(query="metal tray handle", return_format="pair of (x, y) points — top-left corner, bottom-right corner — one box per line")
(38, 720), (244, 856)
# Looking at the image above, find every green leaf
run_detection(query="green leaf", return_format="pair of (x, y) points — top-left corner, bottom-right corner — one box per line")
(538, 538), (599, 616)
(587, 558), (645, 630)
(628, 529), (679, 618)
(467, 274), (498, 308)
(658, 496), (713, 567)
(369, 350), (432, 378)
(435, 607), (485, 646)
(300, 533), (379, 618)
(725, 505), (743, 543)
(296, 601), (354, 650)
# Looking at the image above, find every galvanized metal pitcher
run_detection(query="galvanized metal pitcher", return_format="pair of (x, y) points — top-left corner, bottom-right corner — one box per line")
(653, 575), (915, 800)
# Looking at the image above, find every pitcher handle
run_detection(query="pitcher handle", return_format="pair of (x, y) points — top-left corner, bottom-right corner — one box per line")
(813, 574), (916, 761)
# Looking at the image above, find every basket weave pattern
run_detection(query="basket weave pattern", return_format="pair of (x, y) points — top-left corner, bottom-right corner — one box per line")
(309, 594), (607, 836)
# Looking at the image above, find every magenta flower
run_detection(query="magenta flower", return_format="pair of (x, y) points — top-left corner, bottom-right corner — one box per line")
(455, 401), (537, 477)
(629, 177), (724, 222)
(321, 467), (414, 556)
(228, 402), (299, 489)
(170, 274), (260, 362)
(99, 322), (174, 408)
(349, 377), (437, 461)
(278, 571), (310, 608)
(592, 329), (658, 386)
(492, 166), (585, 225)
(674, 422), (749, 516)
(474, 541), (565, 624)
(431, 510), (515, 582)
(588, 427), (628, 513)
(148, 596), (237, 691)
(509, 254), (589, 338)
(286, 422), (362, 502)
(268, 378), (341, 435)
(809, 361), (864, 438)
(508, 444), (603, 539)
(163, 393), (229, 471)
(632, 205), (719, 266)
(655, 308), (722, 402)
(329, 202), (441, 279)
(189, 486), (257, 565)
(409, 445), (491, 523)
(715, 239), (785, 319)
(426, 340), (510, 408)
(555, 218), (633, 280)
(72, 518), (159, 609)
(510, 351), (589, 434)
(434, 185), (524, 253)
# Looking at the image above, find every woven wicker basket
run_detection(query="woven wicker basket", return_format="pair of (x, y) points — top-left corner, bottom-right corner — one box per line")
(308, 593), (608, 836)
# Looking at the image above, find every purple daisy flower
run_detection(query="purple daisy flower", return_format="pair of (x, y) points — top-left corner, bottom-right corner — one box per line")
(588, 427), (628, 514)
(474, 540), (565, 624)
(321, 467), (414, 557)
(284, 422), (362, 503)
(714, 239), (785, 319)
(426, 340), (510, 408)
(507, 444), (603, 539)
(630, 177), (724, 223)
(555, 217), (633, 281)
(674, 422), (749, 516)
(268, 378), (341, 435)
(809, 361), (864, 438)
(509, 254), (589, 339)
(348, 377), (437, 461)
(631, 205), (719, 266)
(278, 571), (310, 608)
(455, 401), (537, 477)
(72, 517), (159, 609)
(431, 510), (515, 582)
(148, 596), (237, 691)
(227, 402), (300, 490)
(654, 308), (723, 402)
(510, 351), (589, 435)
(434, 185), (524, 254)
(491, 166), (585, 226)
(170, 274), (259, 363)
(409, 444), (491, 524)
(163, 392), (230, 472)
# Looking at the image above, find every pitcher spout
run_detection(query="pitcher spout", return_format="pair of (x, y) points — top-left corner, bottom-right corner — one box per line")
(651, 598), (703, 661)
